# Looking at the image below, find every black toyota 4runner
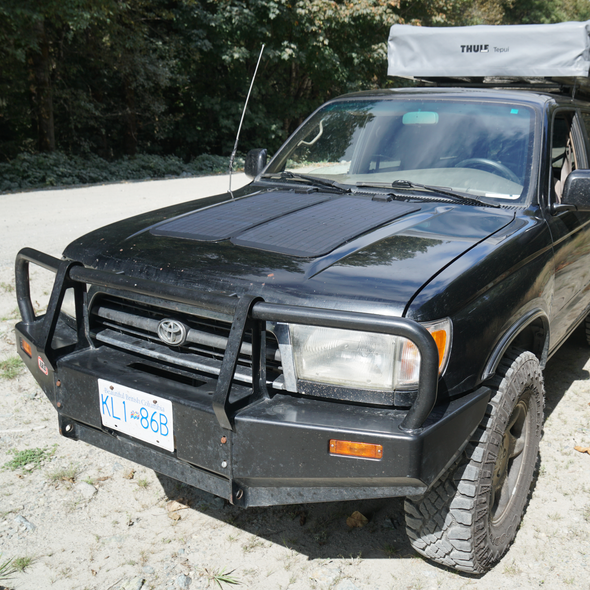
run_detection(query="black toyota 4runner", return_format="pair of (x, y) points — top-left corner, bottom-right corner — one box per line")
(14, 23), (590, 574)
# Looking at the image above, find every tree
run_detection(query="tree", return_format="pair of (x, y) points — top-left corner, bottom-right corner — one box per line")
(560, 0), (590, 20)
(0, 0), (120, 154)
(0, 0), (182, 158)
(460, 0), (566, 24)
(165, 0), (476, 158)
(56, 0), (178, 156)
(1, 0), (569, 163)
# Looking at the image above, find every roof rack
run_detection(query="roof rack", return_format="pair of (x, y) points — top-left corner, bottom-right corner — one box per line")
(415, 76), (590, 99)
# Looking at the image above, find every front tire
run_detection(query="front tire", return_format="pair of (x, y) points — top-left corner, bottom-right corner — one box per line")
(404, 349), (544, 573)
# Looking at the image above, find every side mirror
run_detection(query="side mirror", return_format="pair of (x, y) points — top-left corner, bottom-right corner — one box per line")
(245, 148), (268, 179)
(561, 170), (590, 211)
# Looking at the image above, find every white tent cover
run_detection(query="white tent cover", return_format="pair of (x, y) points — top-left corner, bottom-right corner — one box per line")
(388, 21), (590, 78)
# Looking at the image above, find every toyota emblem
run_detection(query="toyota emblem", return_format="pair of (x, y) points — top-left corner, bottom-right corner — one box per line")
(157, 319), (188, 346)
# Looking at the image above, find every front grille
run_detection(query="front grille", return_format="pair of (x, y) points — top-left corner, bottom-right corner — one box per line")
(89, 295), (283, 388)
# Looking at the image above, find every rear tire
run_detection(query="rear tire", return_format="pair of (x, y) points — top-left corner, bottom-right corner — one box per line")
(404, 349), (544, 573)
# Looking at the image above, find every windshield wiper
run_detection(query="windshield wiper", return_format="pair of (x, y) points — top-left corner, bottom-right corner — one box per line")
(392, 180), (502, 208)
(357, 179), (500, 208)
(261, 171), (351, 194)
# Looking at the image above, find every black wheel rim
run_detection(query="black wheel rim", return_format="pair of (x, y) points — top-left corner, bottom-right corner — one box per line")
(490, 397), (530, 525)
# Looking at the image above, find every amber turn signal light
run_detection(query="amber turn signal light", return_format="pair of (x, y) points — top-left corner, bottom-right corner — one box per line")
(430, 329), (448, 370)
(329, 439), (383, 459)
(20, 338), (32, 358)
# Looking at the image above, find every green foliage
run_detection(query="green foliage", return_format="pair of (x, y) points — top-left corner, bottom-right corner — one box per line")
(201, 566), (241, 588)
(2, 446), (55, 471)
(171, 0), (416, 155)
(0, 152), (243, 192)
(0, 0), (585, 171)
(561, 0), (590, 20)
(136, 477), (150, 488)
(463, 0), (567, 24)
(0, 357), (24, 380)
(48, 463), (79, 484)
(502, 0), (566, 24)
(12, 556), (34, 573)
(0, 0), (474, 163)
(0, 554), (17, 581)
(0, 282), (15, 293)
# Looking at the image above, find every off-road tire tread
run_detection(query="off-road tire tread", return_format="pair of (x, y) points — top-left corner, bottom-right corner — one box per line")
(585, 314), (590, 346)
(404, 349), (544, 573)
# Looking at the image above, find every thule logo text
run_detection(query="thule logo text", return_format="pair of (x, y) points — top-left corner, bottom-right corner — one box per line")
(460, 44), (489, 53)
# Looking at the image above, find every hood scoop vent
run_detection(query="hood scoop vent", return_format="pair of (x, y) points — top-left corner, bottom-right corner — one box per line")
(151, 192), (419, 258)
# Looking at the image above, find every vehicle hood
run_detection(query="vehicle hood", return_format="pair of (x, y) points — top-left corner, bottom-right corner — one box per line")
(63, 188), (516, 317)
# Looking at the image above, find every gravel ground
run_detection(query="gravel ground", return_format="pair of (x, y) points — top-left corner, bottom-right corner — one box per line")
(0, 176), (589, 590)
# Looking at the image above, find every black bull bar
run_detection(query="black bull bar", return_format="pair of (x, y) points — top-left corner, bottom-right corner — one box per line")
(14, 247), (490, 507)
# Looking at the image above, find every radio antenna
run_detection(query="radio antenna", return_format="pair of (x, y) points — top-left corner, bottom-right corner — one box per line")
(228, 43), (265, 198)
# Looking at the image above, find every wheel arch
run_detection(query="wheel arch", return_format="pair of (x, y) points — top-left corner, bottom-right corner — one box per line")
(480, 309), (550, 382)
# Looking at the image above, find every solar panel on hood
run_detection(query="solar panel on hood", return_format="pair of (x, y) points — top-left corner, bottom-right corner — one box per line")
(231, 197), (420, 257)
(150, 192), (331, 241)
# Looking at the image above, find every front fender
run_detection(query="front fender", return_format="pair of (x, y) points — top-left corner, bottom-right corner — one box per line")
(406, 210), (554, 398)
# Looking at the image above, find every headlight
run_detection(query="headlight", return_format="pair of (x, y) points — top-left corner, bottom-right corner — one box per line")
(290, 319), (451, 392)
(291, 325), (398, 391)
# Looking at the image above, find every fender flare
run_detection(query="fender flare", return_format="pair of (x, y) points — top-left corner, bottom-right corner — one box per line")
(480, 308), (550, 381)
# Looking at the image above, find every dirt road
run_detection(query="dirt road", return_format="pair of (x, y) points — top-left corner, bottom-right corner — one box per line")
(1, 176), (589, 590)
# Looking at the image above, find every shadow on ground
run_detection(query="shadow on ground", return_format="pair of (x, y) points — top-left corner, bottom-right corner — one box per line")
(542, 323), (590, 420)
(157, 478), (413, 563)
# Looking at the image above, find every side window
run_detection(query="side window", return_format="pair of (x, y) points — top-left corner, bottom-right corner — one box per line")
(551, 111), (588, 202)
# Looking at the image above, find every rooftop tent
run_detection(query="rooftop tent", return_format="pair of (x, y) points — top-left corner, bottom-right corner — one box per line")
(387, 21), (590, 79)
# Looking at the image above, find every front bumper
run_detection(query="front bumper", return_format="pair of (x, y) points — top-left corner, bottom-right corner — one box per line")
(15, 247), (490, 507)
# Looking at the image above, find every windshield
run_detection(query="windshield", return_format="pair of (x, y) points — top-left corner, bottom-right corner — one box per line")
(266, 98), (536, 203)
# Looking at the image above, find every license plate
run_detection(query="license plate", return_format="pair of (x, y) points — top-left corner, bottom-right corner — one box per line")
(98, 379), (174, 452)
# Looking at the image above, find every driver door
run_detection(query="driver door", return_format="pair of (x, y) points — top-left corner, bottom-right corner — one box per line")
(546, 108), (590, 351)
